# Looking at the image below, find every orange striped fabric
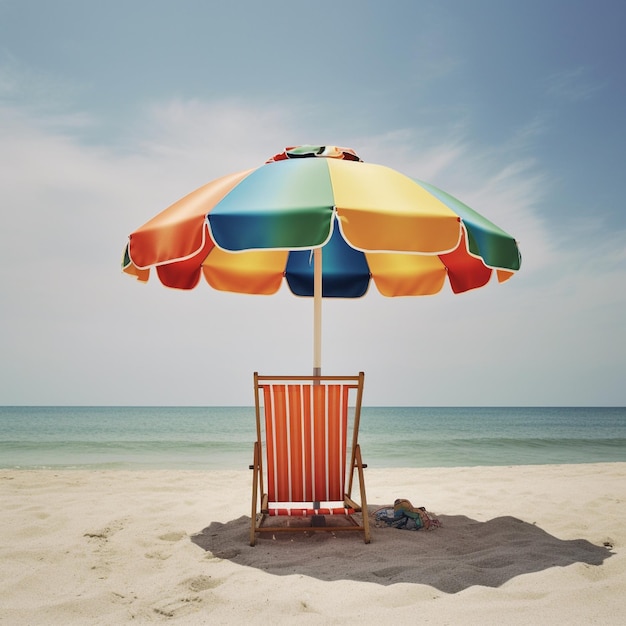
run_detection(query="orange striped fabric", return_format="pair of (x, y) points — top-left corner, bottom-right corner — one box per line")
(262, 383), (350, 506)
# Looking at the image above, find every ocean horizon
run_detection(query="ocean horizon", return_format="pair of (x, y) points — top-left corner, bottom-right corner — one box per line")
(1, 406), (625, 471)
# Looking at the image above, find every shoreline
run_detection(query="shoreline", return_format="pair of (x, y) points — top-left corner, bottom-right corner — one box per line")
(1, 463), (625, 623)
(2, 458), (625, 471)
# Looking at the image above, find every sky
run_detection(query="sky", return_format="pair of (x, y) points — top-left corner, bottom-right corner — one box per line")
(1, 0), (625, 406)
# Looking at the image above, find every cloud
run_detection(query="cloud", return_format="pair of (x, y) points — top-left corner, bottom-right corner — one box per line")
(546, 66), (605, 103)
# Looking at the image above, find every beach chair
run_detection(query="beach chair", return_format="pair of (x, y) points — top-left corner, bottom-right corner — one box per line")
(250, 372), (370, 545)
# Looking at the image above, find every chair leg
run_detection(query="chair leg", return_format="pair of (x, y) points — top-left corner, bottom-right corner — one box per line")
(250, 442), (259, 546)
(354, 445), (371, 543)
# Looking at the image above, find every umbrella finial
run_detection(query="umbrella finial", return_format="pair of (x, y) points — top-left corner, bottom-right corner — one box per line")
(266, 145), (362, 163)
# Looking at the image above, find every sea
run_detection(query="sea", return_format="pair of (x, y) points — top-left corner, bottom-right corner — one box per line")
(1, 406), (625, 470)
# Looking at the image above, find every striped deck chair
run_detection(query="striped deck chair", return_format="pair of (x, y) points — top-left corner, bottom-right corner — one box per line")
(250, 372), (370, 545)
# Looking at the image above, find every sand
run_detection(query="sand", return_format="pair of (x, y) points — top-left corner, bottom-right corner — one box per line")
(1, 463), (624, 624)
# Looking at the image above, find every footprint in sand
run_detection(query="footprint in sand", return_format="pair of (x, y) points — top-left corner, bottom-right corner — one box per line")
(158, 531), (187, 542)
(144, 550), (171, 560)
(184, 575), (223, 592)
(144, 531), (187, 560)
(153, 596), (202, 618)
(84, 518), (128, 543)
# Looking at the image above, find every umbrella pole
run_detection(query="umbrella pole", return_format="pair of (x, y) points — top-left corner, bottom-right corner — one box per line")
(313, 247), (322, 376)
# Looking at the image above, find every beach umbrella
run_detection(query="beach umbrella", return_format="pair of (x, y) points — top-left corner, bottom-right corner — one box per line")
(123, 145), (521, 373)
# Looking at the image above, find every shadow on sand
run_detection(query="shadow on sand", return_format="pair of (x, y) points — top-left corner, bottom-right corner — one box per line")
(191, 507), (613, 594)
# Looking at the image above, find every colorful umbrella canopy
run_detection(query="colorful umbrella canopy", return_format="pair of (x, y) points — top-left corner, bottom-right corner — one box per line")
(123, 145), (521, 371)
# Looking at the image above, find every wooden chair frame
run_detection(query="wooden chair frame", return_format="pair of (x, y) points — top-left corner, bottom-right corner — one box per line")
(250, 372), (370, 545)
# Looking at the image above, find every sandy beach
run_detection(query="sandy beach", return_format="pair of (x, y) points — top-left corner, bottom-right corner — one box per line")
(1, 463), (624, 624)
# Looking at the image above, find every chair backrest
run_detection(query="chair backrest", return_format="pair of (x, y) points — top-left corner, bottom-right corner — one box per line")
(254, 373), (364, 503)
